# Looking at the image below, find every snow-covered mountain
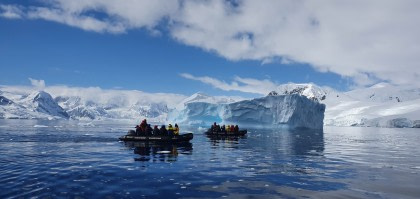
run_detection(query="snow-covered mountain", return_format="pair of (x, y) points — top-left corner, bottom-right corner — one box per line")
(0, 87), (183, 122)
(268, 83), (420, 128)
(0, 90), (68, 119)
(55, 95), (173, 121)
(1, 82), (419, 128)
(176, 92), (243, 109)
(323, 83), (420, 128)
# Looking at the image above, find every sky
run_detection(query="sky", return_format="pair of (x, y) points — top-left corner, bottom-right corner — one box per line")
(1, 0), (419, 97)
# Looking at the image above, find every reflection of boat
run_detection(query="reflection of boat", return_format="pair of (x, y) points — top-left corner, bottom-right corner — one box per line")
(205, 130), (247, 136)
(119, 133), (193, 142)
(206, 135), (246, 141)
(123, 141), (193, 162)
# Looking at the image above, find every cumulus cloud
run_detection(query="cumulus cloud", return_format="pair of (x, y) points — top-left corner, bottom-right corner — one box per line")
(180, 73), (277, 95)
(2, 1), (420, 86)
(172, 0), (420, 87)
(29, 78), (46, 90)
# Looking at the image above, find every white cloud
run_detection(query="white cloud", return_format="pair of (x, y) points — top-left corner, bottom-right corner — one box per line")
(180, 73), (277, 95)
(28, 78), (46, 90)
(172, 0), (420, 87)
(0, 4), (24, 19)
(1, 0), (179, 33)
(26, 7), (126, 33)
(2, 1), (420, 87)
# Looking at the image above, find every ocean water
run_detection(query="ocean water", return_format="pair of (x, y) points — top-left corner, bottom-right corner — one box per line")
(0, 119), (419, 199)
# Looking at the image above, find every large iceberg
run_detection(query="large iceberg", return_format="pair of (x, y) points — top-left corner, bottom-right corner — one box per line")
(168, 94), (326, 129)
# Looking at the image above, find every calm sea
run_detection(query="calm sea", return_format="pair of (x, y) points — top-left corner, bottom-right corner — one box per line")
(0, 119), (419, 198)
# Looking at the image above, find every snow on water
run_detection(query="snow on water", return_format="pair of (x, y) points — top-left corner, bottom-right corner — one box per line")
(168, 94), (325, 129)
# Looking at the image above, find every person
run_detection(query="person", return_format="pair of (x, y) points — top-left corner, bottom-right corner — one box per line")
(168, 124), (174, 136)
(211, 122), (217, 132)
(160, 125), (168, 136)
(221, 125), (226, 132)
(146, 124), (153, 136)
(135, 125), (142, 136)
(226, 125), (230, 133)
(216, 125), (221, 132)
(153, 125), (160, 136)
(234, 125), (239, 132)
(139, 119), (148, 133)
(174, 124), (180, 136)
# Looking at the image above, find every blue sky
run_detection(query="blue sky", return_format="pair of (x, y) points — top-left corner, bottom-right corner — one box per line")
(0, 16), (345, 96)
(1, 1), (418, 97)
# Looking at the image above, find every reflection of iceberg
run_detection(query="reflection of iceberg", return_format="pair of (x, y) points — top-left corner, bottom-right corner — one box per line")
(169, 95), (325, 129)
(288, 128), (324, 156)
(240, 128), (325, 157)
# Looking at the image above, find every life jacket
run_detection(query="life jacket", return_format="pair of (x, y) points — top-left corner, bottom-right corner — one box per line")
(174, 127), (179, 135)
(168, 125), (174, 131)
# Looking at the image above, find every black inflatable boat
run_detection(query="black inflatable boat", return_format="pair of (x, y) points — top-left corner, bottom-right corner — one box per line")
(205, 130), (247, 136)
(119, 132), (193, 142)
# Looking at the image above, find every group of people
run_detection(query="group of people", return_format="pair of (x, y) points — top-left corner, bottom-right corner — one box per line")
(210, 122), (240, 133)
(136, 119), (179, 136)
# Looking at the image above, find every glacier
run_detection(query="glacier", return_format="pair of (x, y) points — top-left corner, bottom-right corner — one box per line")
(168, 94), (326, 129)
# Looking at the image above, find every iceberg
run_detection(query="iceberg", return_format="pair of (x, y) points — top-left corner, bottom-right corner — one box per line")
(168, 94), (325, 129)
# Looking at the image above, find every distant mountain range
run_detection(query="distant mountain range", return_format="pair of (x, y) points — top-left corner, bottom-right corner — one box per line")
(1, 83), (419, 128)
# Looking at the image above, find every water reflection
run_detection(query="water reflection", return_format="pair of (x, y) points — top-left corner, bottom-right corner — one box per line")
(288, 128), (325, 156)
(199, 128), (349, 193)
(206, 135), (247, 149)
(123, 141), (193, 162)
(240, 128), (325, 157)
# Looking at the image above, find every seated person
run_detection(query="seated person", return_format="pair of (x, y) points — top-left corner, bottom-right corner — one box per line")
(174, 124), (180, 136)
(135, 125), (144, 136)
(160, 125), (168, 136)
(145, 124), (152, 136)
(153, 125), (160, 136)
(168, 124), (174, 136)
(234, 125), (239, 132)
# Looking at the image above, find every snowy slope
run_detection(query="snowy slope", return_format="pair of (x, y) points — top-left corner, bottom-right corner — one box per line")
(273, 83), (330, 101)
(323, 83), (420, 128)
(176, 92), (243, 109)
(269, 83), (420, 128)
(168, 94), (326, 129)
(0, 90), (68, 119)
(54, 92), (173, 121)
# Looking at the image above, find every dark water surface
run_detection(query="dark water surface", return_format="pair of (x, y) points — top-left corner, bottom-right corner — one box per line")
(0, 120), (419, 198)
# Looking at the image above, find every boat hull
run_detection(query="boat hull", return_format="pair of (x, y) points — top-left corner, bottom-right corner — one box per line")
(205, 130), (247, 136)
(119, 133), (193, 142)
